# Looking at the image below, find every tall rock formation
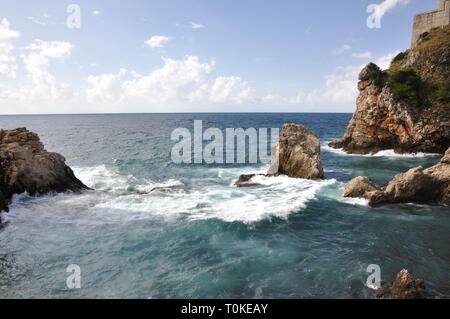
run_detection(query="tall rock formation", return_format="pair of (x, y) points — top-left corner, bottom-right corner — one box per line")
(330, 25), (450, 155)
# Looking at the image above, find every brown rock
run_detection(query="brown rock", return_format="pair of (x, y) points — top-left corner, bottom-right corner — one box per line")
(268, 124), (324, 179)
(343, 176), (379, 198)
(343, 147), (450, 206)
(0, 128), (89, 213)
(329, 28), (450, 155)
(376, 269), (425, 299)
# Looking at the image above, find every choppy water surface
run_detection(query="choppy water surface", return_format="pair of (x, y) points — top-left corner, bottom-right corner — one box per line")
(0, 113), (449, 298)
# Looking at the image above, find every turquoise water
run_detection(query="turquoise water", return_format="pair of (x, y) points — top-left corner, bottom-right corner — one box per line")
(0, 113), (449, 298)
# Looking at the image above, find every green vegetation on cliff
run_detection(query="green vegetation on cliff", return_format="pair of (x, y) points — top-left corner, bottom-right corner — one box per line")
(388, 68), (422, 107)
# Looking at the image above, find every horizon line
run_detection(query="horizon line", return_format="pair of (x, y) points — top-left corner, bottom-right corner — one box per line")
(0, 111), (353, 116)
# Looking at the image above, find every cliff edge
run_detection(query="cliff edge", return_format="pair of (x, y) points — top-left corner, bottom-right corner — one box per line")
(0, 128), (89, 216)
(330, 25), (450, 154)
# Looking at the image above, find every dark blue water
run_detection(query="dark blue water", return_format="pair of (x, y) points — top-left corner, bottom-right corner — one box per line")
(0, 113), (449, 298)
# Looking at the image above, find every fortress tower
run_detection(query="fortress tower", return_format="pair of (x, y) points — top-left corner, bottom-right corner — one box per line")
(411, 0), (450, 47)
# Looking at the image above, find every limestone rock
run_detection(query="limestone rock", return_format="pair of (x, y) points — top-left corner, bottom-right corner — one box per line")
(343, 176), (379, 198)
(343, 147), (450, 206)
(268, 124), (324, 179)
(329, 26), (450, 155)
(358, 62), (382, 81)
(376, 269), (425, 299)
(0, 128), (89, 213)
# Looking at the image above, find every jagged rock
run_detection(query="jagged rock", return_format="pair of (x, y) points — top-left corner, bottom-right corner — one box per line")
(343, 176), (379, 198)
(344, 147), (450, 206)
(234, 174), (264, 187)
(358, 62), (382, 81)
(329, 26), (450, 155)
(267, 124), (324, 179)
(0, 128), (89, 213)
(376, 269), (425, 299)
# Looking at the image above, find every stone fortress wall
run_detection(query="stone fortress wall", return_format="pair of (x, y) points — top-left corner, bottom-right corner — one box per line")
(411, 0), (450, 47)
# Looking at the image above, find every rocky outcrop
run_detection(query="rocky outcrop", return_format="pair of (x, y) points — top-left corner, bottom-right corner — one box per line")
(330, 25), (450, 155)
(344, 147), (450, 206)
(267, 124), (324, 179)
(235, 124), (323, 186)
(0, 128), (89, 214)
(342, 176), (378, 198)
(235, 124), (323, 185)
(376, 269), (425, 299)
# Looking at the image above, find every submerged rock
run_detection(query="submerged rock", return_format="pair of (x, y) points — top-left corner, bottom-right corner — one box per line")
(268, 123), (324, 179)
(376, 269), (425, 299)
(344, 147), (450, 206)
(234, 174), (269, 187)
(0, 128), (89, 213)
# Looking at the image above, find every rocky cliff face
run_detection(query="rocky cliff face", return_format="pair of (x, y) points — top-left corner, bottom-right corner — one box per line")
(330, 25), (450, 154)
(0, 128), (89, 214)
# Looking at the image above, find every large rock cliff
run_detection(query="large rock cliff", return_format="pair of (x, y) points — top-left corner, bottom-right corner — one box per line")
(0, 128), (89, 215)
(330, 25), (450, 154)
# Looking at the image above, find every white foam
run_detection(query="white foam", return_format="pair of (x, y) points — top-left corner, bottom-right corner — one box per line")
(322, 143), (441, 158)
(72, 165), (339, 224)
(7, 164), (340, 224)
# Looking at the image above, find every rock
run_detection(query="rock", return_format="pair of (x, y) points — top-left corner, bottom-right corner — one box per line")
(343, 176), (379, 198)
(267, 124), (324, 179)
(0, 128), (89, 213)
(234, 174), (268, 187)
(358, 62), (382, 81)
(344, 147), (450, 206)
(329, 26), (450, 155)
(376, 269), (425, 299)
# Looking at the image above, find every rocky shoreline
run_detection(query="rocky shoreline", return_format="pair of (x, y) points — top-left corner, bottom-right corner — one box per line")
(343, 147), (450, 206)
(0, 128), (89, 219)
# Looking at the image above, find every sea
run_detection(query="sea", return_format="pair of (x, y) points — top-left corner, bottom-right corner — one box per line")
(0, 113), (449, 298)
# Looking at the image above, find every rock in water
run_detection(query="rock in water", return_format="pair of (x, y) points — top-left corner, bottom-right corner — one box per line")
(343, 147), (450, 206)
(376, 269), (425, 299)
(267, 124), (324, 179)
(329, 26), (450, 155)
(342, 176), (378, 199)
(0, 128), (89, 213)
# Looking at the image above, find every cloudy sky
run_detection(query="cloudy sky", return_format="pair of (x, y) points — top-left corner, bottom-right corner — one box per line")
(0, 0), (437, 114)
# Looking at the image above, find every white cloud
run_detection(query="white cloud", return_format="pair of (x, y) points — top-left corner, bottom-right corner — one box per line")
(333, 44), (352, 55)
(0, 18), (20, 78)
(375, 51), (399, 70)
(20, 40), (74, 100)
(28, 14), (51, 25)
(85, 56), (255, 111)
(92, 10), (101, 16)
(190, 22), (205, 29)
(351, 52), (373, 59)
(371, 0), (410, 22)
(145, 35), (170, 48)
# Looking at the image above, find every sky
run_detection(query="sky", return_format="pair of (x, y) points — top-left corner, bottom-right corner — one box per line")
(0, 0), (439, 114)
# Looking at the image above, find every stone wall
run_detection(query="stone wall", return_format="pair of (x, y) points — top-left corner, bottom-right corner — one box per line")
(411, 0), (450, 47)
